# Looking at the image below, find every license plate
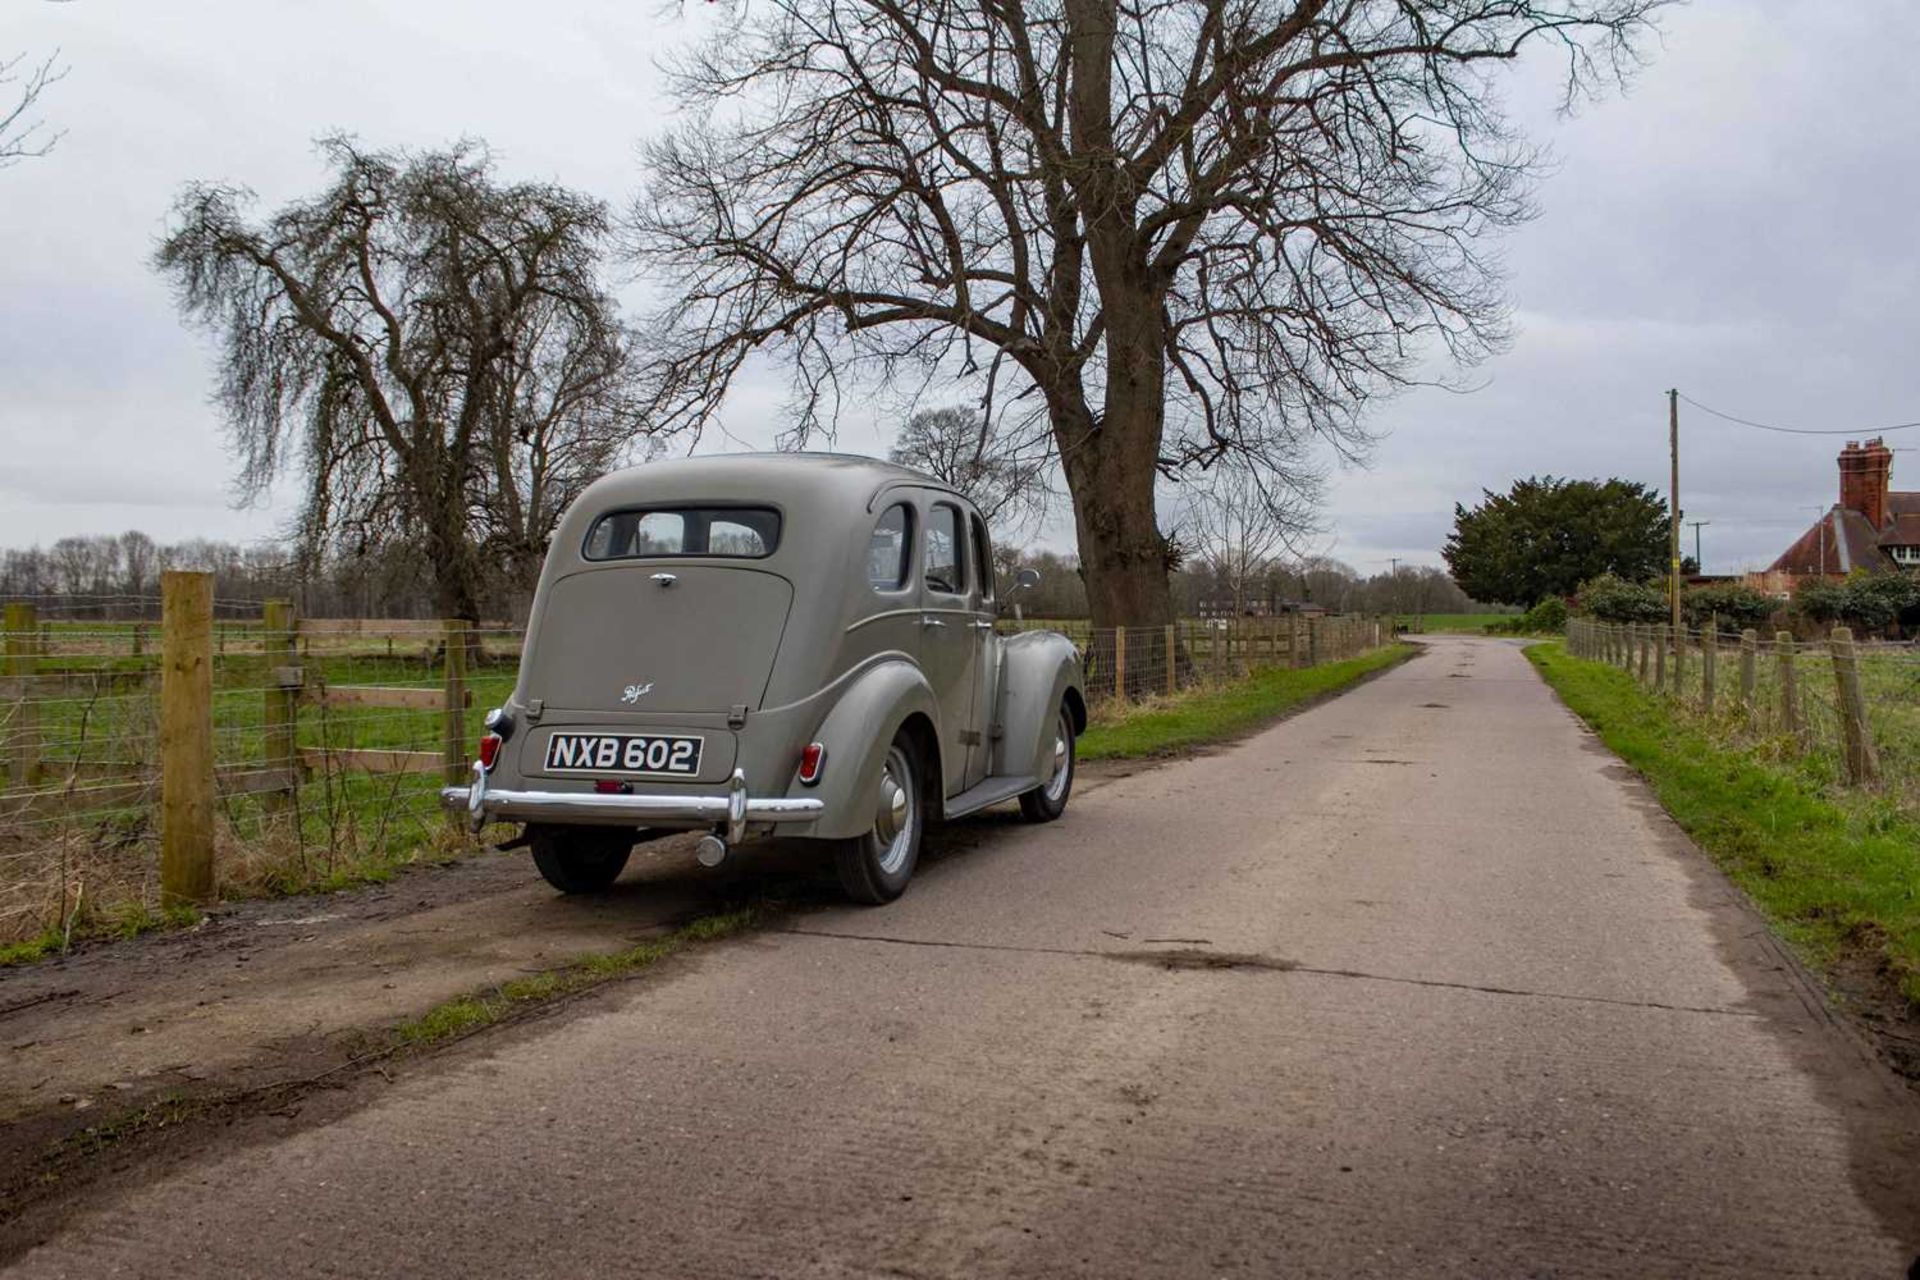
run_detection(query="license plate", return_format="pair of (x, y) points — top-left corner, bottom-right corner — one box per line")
(544, 732), (703, 777)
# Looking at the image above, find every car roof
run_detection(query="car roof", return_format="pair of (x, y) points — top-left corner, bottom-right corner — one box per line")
(580, 451), (965, 513)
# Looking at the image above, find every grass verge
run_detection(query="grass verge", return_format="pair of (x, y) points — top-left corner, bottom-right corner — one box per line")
(1528, 641), (1920, 1008)
(1, 903), (204, 968)
(388, 903), (766, 1049)
(1079, 644), (1415, 761)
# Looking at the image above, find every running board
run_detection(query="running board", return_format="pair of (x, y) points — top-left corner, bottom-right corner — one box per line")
(942, 774), (1038, 819)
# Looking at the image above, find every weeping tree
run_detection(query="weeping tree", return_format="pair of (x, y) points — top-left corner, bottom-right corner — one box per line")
(632, 0), (1663, 628)
(156, 136), (644, 620)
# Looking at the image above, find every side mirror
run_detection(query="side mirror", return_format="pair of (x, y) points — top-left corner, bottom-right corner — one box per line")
(1013, 568), (1042, 593)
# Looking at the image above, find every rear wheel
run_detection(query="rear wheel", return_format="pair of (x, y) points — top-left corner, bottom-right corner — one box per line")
(528, 825), (634, 894)
(832, 732), (924, 905)
(1018, 704), (1075, 823)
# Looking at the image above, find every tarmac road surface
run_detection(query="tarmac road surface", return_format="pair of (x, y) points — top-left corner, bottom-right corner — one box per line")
(7, 636), (1919, 1278)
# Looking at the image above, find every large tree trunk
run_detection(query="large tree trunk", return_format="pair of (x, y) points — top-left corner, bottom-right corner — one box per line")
(1054, 280), (1177, 631)
(1047, 315), (1186, 699)
(416, 457), (483, 624)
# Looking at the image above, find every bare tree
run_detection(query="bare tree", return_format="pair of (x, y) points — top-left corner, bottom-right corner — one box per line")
(155, 136), (644, 620)
(1, 49), (64, 168)
(630, 0), (1661, 627)
(1181, 462), (1318, 615)
(888, 406), (1051, 535)
(118, 531), (158, 600)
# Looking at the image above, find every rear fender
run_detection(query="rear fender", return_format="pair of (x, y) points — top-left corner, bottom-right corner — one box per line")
(800, 660), (941, 839)
(993, 631), (1085, 780)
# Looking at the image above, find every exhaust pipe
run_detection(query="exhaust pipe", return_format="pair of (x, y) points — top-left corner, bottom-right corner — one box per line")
(694, 834), (728, 868)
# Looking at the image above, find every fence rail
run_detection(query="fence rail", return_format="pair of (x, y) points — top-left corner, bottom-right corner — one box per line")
(2, 583), (1392, 944)
(1565, 616), (1920, 812)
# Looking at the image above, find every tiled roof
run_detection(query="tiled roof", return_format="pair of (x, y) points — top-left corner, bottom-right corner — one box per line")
(1767, 508), (1892, 575)
(1885, 513), (1920, 546)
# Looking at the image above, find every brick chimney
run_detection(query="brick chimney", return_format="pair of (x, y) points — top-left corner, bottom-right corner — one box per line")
(1839, 437), (1894, 530)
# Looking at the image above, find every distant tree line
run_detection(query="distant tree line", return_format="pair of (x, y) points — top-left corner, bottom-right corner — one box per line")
(4, 531), (1486, 623)
(996, 548), (1490, 621)
(0, 533), (483, 620)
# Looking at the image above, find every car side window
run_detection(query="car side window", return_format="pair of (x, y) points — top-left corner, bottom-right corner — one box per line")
(868, 503), (913, 591)
(969, 514), (994, 606)
(925, 503), (965, 596)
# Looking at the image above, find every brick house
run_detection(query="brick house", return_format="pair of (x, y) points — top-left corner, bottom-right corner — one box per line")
(1765, 437), (1920, 582)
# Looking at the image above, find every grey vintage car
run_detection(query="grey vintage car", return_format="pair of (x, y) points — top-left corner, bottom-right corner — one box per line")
(443, 453), (1086, 903)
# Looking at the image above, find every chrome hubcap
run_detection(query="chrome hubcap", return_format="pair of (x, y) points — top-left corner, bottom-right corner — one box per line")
(1043, 710), (1072, 803)
(873, 745), (916, 874)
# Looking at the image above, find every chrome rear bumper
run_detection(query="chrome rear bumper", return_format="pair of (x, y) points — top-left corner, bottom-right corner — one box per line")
(440, 764), (822, 842)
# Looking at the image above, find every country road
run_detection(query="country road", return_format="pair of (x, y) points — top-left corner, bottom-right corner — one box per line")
(7, 636), (1919, 1278)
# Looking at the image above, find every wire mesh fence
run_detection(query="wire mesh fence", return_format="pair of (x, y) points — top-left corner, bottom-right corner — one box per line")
(1566, 616), (1920, 815)
(1, 589), (1392, 946)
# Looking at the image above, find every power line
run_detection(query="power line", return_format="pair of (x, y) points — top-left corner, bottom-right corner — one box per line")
(1675, 392), (1920, 436)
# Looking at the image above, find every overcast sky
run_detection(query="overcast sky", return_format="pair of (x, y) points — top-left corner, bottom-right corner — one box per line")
(5, 0), (1918, 578)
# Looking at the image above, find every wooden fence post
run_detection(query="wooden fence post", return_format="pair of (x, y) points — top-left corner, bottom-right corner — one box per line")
(1776, 632), (1800, 741)
(160, 571), (216, 907)
(1738, 630), (1757, 713)
(1829, 626), (1881, 786)
(262, 599), (297, 819)
(1701, 623), (1717, 712)
(1637, 624), (1651, 683)
(1654, 624), (1667, 689)
(1165, 624), (1178, 697)
(1670, 624), (1685, 696)
(3, 602), (40, 789)
(1307, 617), (1320, 667)
(443, 618), (471, 788)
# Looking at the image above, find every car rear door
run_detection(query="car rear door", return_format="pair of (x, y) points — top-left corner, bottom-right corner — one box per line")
(964, 511), (1000, 788)
(917, 497), (981, 798)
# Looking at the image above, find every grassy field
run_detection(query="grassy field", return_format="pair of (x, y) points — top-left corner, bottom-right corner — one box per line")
(2, 638), (521, 953)
(1529, 641), (1920, 1008)
(1397, 613), (1517, 634)
(1079, 644), (1414, 760)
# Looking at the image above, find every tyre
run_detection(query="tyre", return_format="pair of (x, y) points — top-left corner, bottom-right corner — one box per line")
(1018, 703), (1076, 823)
(528, 825), (634, 893)
(832, 731), (925, 905)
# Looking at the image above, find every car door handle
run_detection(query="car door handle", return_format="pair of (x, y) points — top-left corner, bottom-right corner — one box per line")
(971, 620), (994, 630)
(921, 617), (947, 629)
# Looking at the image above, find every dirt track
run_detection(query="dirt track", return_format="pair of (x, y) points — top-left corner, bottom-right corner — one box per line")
(5, 637), (1920, 1277)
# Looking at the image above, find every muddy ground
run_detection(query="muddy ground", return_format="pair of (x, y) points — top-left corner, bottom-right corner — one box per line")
(0, 758), (1149, 1217)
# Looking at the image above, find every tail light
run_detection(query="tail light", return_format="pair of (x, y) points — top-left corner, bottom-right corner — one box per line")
(798, 742), (827, 786)
(477, 733), (502, 770)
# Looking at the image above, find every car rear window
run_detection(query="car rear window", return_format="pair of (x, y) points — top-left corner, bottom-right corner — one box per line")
(583, 507), (782, 560)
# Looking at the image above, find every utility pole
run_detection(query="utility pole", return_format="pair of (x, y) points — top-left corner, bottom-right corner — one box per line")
(1669, 389), (1682, 636)
(1687, 520), (1711, 575)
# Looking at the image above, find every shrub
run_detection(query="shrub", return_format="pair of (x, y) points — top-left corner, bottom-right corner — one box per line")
(1792, 572), (1920, 631)
(1793, 577), (1848, 624)
(1576, 573), (1666, 623)
(1522, 597), (1568, 631)
(1681, 582), (1774, 630)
